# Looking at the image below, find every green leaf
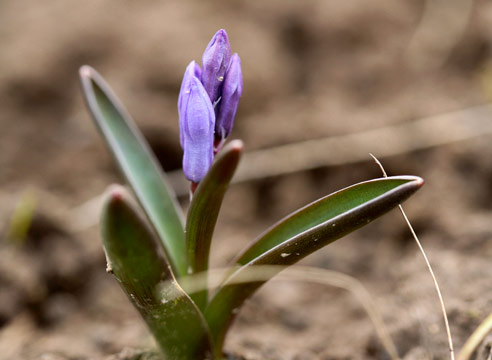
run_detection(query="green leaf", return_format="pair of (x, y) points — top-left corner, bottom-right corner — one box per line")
(204, 176), (424, 353)
(79, 66), (187, 277)
(185, 140), (243, 310)
(101, 186), (213, 360)
(236, 176), (423, 265)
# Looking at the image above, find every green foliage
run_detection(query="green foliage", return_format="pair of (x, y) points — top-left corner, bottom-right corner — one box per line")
(80, 66), (423, 359)
(101, 186), (213, 359)
(185, 140), (243, 310)
(204, 176), (422, 352)
(79, 66), (187, 277)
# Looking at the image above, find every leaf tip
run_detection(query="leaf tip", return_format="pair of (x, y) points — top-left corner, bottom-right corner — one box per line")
(408, 176), (424, 190)
(393, 175), (424, 189)
(109, 185), (125, 202)
(228, 139), (244, 152)
(79, 65), (95, 80)
(103, 185), (128, 210)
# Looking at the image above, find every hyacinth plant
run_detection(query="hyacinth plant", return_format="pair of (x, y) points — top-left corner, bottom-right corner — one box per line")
(79, 29), (424, 360)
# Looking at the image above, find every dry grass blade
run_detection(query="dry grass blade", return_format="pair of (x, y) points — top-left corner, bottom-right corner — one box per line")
(66, 104), (492, 230)
(370, 154), (455, 360)
(167, 104), (492, 195)
(177, 265), (400, 360)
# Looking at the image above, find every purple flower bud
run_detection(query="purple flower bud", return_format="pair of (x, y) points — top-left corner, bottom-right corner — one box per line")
(201, 29), (231, 104)
(178, 61), (202, 147)
(179, 76), (215, 183)
(215, 53), (243, 140)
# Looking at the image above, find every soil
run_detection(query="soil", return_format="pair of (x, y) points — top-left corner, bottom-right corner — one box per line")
(1, 1), (492, 359)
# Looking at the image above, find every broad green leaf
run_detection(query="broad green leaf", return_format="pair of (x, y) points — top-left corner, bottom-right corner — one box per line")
(186, 140), (243, 310)
(205, 176), (423, 353)
(236, 176), (423, 265)
(101, 186), (213, 360)
(79, 66), (187, 277)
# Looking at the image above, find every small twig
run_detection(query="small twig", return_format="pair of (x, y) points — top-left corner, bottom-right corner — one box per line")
(370, 153), (455, 360)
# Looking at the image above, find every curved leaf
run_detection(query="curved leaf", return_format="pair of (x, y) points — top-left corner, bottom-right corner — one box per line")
(186, 140), (243, 309)
(101, 186), (213, 360)
(205, 176), (424, 353)
(79, 66), (187, 277)
(236, 176), (422, 265)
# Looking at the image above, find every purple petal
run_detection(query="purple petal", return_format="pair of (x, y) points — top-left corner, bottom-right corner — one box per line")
(181, 77), (215, 183)
(215, 53), (243, 139)
(201, 29), (231, 103)
(178, 61), (201, 148)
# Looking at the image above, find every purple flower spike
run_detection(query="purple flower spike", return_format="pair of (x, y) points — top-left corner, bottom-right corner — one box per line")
(177, 30), (242, 183)
(180, 76), (215, 183)
(178, 61), (202, 147)
(201, 29), (231, 104)
(216, 53), (243, 141)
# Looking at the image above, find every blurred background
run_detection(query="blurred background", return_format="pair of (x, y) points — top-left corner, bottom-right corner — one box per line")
(1, 1), (492, 359)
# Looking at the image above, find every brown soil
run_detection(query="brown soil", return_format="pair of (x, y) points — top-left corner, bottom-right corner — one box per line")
(1, 1), (492, 359)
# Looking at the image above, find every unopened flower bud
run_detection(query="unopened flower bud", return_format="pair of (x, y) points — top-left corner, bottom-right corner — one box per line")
(201, 29), (231, 104)
(179, 76), (215, 183)
(178, 61), (202, 147)
(215, 53), (243, 140)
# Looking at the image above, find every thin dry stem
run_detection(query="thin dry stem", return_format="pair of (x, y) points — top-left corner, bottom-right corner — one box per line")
(370, 153), (455, 360)
(176, 265), (400, 359)
(66, 104), (492, 232)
